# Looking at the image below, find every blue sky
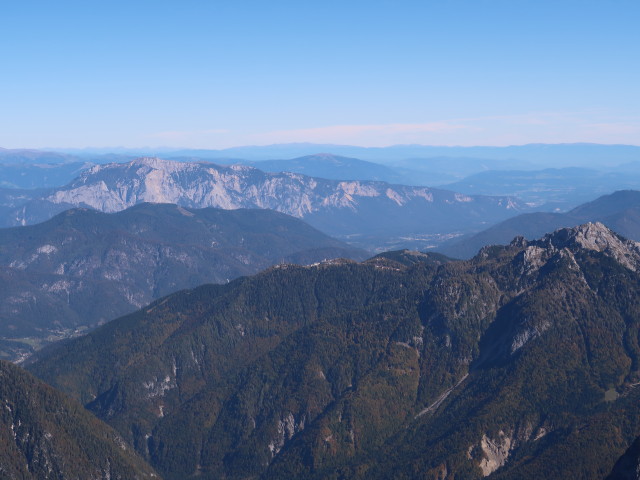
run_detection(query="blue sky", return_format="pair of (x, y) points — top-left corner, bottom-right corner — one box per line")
(1, 0), (639, 148)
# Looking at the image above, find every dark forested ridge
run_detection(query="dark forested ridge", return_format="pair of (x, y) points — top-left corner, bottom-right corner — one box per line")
(0, 360), (159, 479)
(0, 202), (366, 361)
(28, 222), (640, 479)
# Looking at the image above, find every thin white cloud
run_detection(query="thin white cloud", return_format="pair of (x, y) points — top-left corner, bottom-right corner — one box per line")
(249, 122), (478, 147)
(243, 112), (621, 147)
(134, 112), (640, 149)
(147, 129), (231, 140)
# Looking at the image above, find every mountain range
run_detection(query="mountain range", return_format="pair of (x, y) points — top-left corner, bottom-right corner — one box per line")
(0, 148), (80, 164)
(441, 167), (640, 210)
(1, 157), (524, 251)
(0, 162), (91, 190)
(226, 153), (423, 184)
(47, 143), (640, 169)
(3, 143), (640, 478)
(439, 190), (640, 259)
(0, 203), (365, 361)
(4, 148), (640, 210)
(26, 222), (640, 479)
(218, 154), (519, 186)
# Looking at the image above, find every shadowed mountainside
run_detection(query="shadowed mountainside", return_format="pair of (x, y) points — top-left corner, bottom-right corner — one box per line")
(0, 360), (160, 479)
(28, 222), (640, 479)
(0, 202), (366, 361)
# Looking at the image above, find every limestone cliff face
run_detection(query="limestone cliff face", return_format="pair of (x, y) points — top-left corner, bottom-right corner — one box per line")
(8, 157), (523, 249)
(43, 157), (502, 216)
(509, 221), (640, 283)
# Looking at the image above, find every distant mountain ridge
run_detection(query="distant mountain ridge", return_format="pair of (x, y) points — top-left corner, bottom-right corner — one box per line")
(0, 202), (365, 361)
(441, 167), (640, 210)
(4, 145), (639, 198)
(46, 142), (640, 168)
(0, 148), (80, 164)
(207, 142), (640, 167)
(3, 157), (524, 251)
(228, 153), (515, 186)
(439, 190), (640, 258)
(0, 162), (92, 189)
(234, 153), (420, 184)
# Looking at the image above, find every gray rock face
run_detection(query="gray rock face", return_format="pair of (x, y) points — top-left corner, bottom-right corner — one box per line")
(7, 157), (523, 250)
(533, 222), (640, 272)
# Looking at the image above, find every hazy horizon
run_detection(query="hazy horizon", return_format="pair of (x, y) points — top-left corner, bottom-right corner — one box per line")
(4, 141), (640, 153)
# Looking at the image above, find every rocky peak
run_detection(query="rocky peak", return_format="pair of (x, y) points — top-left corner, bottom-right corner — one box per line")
(536, 222), (640, 271)
(86, 157), (202, 177)
(509, 236), (528, 249)
(548, 222), (624, 250)
(130, 156), (203, 173)
(131, 156), (170, 167)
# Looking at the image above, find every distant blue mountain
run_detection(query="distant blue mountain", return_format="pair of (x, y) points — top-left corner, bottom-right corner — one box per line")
(44, 142), (640, 169)
(438, 190), (640, 259)
(441, 167), (640, 210)
(0, 162), (92, 189)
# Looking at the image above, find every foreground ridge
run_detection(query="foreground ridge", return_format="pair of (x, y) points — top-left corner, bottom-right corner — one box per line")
(26, 223), (640, 479)
(0, 360), (159, 479)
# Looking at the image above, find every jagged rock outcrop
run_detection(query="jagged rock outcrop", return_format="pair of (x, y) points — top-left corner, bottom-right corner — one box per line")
(510, 221), (640, 276)
(542, 221), (640, 271)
